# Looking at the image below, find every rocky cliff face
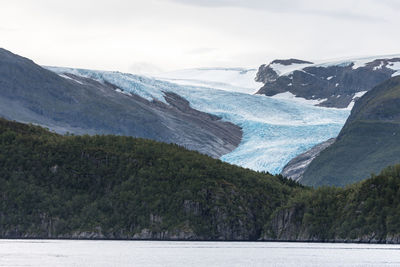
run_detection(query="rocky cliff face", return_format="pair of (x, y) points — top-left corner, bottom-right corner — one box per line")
(255, 56), (400, 108)
(0, 48), (241, 158)
(262, 206), (400, 244)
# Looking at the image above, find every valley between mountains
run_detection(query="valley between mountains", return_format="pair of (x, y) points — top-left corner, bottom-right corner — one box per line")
(2, 48), (400, 186)
(2, 48), (400, 242)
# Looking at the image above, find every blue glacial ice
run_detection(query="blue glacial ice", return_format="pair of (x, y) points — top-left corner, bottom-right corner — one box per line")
(46, 67), (350, 174)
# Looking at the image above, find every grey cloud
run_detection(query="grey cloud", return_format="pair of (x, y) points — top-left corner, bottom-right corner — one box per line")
(167, 0), (299, 11)
(377, 0), (400, 10)
(168, 0), (383, 22)
(305, 9), (385, 22)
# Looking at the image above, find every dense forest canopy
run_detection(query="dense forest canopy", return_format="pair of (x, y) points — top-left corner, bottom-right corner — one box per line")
(1, 118), (400, 242)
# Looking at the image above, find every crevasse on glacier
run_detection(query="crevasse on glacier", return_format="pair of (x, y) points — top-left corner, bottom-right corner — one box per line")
(46, 66), (350, 174)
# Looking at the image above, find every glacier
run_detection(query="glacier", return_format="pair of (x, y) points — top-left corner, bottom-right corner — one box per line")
(157, 68), (261, 94)
(46, 66), (349, 174)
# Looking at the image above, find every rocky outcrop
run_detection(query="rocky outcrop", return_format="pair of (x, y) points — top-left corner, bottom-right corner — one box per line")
(262, 206), (400, 244)
(255, 59), (313, 83)
(282, 138), (336, 182)
(255, 57), (400, 108)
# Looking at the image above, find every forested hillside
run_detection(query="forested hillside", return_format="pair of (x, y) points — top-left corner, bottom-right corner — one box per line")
(302, 76), (400, 187)
(1, 118), (400, 242)
(265, 165), (400, 243)
(0, 118), (296, 240)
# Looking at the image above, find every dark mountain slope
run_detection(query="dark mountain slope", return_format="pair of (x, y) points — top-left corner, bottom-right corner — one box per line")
(0, 48), (241, 157)
(0, 118), (295, 240)
(301, 76), (400, 187)
(2, 118), (400, 242)
(264, 164), (400, 243)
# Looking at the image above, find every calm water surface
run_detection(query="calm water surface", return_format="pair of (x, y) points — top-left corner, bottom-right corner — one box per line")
(1, 240), (400, 266)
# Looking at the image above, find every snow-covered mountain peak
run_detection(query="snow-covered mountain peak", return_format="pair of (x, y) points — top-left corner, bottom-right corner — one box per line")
(314, 54), (400, 70)
(268, 59), (314, 76)
(256, 54), (400, 108)
(260, 55), (400, 80)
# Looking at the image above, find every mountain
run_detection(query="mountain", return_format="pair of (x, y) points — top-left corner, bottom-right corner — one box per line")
(0, 118), (297, 240)
(0, 48), (349, 173)
(301, 76), (400, 187)
(255, 56), (400, 108)
(2, 118), (400, 243)
(0, 48), (241, 158)
(48, 66), (349, 174)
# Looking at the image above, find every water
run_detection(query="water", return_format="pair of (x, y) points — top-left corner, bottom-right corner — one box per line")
(1, 240), (400, 266)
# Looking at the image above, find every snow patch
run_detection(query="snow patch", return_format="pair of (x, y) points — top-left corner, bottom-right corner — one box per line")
(260, 55), (400, 84)
(373, 61), (384, 70)
(291, 55), (400, 70)
(314, 55), (400, 70)
(350, 55), (400, 69)
(353, 91), (368, 99)
(387, 62), (400, 77)
(157, 68), (261, 94)
(351, 59), (372, 69)
(115, 88), (133, 96)
(346, 91), (368, 110)
(269, 92), (328, 106)
(269, 62), (313, 77)
(58, 73), (83, 84)
(393, 72), (400, 77)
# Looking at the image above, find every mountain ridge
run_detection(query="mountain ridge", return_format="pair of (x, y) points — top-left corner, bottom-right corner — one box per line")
(0, 47), (242, 158)
(301, 76), (400, 186)
(255, 55), (400, 108)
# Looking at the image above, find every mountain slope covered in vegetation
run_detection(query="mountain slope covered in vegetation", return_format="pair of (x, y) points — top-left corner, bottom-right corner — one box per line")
(1, 118), (400, 242)
(302, 76), (400, 187)
(266, 164), (400, 243)
(0, 118), (295, 240)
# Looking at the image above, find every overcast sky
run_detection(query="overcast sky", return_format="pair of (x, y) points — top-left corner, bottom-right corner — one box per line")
(1, 0), (400, 73)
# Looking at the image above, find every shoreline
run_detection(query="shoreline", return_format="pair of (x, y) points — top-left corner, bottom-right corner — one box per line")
(1, 237), (400, 245)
